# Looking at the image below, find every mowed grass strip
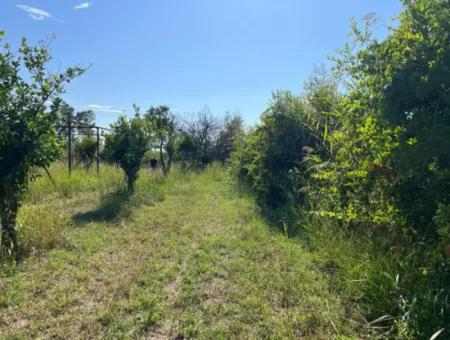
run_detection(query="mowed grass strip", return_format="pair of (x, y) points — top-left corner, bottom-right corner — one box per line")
(0, 164), (359, 339)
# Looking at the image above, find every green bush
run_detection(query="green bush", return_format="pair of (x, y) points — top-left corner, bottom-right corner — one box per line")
(316, 0), (450, 239)
(0, 35), (84, 257)
(232, 1), (450, 336)
(234, 92), (308, 229)
(232, 88), (337, 232)
(74, 136), (97, 171)
(103, 115), (151, 191)
(303, 2), (450, 335)
(175, 133), (202, 170)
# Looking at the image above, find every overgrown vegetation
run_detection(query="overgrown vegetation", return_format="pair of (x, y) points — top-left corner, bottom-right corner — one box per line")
(232, 1), (450, 337)
(1, 1), (449, 338)
(232, 88), (336, 232)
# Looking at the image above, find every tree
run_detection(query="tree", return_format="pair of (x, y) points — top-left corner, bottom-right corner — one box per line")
(74, 136), (97, 171)
(104, 114), (150, 191)
(56, 101), (75, 138)
(74, 110), (95, 135)
(57, 102), (95, 136)
(176, 107), (220, 168)
(195, 108), (220, 165)
(144, 106), (177, 176)
(181, 107), (220, 167)
(0, 36), (84, 256)
(215, 113), (244, 162)
(175, 133), (202, 170)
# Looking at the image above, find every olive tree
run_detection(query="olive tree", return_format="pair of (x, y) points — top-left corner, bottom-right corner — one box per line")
(0, 35), (85, 256)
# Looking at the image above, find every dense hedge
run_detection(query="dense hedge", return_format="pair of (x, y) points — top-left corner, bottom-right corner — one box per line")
(232, 1), (450, 337)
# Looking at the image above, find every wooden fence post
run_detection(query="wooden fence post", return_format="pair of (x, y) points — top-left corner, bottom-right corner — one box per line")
(96, 127), (100, 175)
(68, 120), (72, 175)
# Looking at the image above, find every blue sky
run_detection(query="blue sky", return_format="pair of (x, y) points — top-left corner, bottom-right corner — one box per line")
(2, 0), (402, 127)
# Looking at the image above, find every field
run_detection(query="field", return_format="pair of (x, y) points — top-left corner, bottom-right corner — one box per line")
(0, 164), (363, 339)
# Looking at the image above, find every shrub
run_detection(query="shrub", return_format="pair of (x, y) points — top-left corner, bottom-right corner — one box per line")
(175, 133), (202, 170)
(0, 35), (84, 257)
(232, 1), (450, 336)
(103, 115), (151, 191)
(232, 91), (333, 231)
(320, 0), (450, 238)
(307, 1), (450, 335)
(74, 136), (97, 171)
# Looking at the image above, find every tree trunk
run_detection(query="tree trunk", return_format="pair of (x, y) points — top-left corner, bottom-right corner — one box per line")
(159, 144), (168, 176)
(0, 183), (19, 258)
(167, 155), (172, 175)
(127, 174), (135, 192)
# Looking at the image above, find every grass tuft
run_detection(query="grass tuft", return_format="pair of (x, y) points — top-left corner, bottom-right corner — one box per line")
(17, 206), (71, 257)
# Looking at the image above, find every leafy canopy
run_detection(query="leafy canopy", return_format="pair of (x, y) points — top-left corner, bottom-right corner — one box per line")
(144, 105), (177, 175)
(0, 37), (85, 188)
(0, 34), (84, 255)
(104, 114), (150, 190)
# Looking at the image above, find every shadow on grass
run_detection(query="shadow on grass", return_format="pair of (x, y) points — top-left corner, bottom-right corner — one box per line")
(231, 179), (305, 237)
(72, 188), (133, 226)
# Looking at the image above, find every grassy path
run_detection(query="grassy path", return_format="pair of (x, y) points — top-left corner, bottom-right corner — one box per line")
(0, 166), (358, 339)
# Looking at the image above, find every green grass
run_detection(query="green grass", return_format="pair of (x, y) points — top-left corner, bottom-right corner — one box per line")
(306, 217), (450, 339)
(0, 163), (361, 338)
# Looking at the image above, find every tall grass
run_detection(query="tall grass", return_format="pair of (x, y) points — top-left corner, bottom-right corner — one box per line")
(26, 162), (124, 202)
(16, 206), (70, 257)
(306, 218), (450, 338)
(15, 162), (164, 257)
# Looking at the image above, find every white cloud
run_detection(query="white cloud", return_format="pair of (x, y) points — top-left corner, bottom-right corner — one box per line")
(87, 104), (123, 113)
(17, 4), (52, 20)
(74, 2), (91, 10)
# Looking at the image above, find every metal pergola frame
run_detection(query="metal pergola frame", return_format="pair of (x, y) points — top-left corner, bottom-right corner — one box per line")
(56, 121), (112, 175)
